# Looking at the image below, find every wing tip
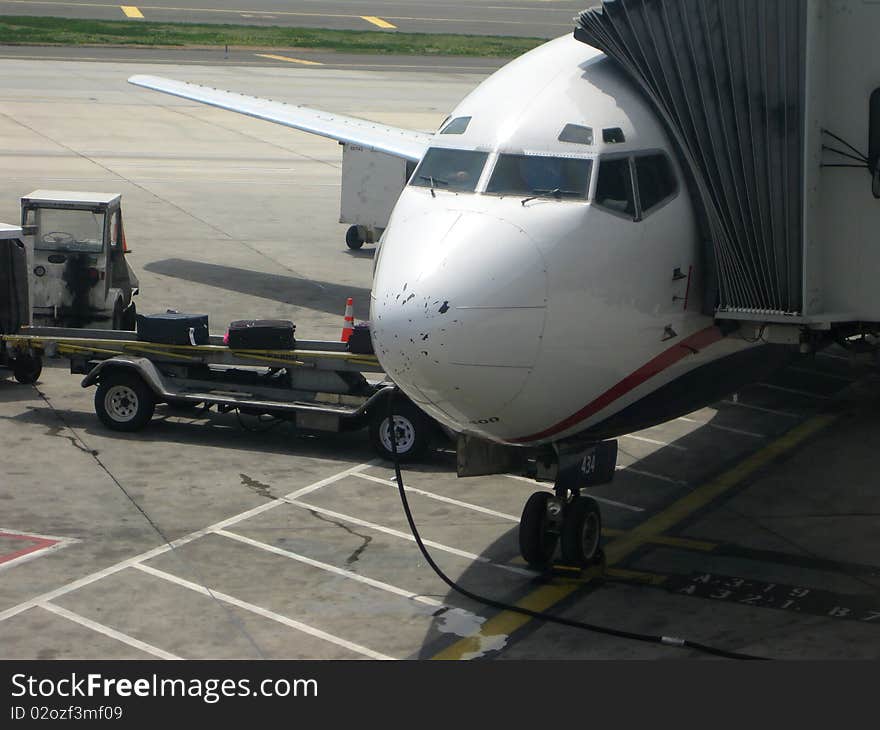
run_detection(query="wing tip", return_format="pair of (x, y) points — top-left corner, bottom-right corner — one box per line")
(128, 74), (157, 86)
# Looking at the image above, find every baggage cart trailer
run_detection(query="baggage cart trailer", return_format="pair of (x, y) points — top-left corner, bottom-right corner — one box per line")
(0, 223), (42, 384)
(1, 327), (438, 461)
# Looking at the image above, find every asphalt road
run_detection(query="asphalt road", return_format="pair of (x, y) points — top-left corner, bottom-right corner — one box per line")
(0, 43), (511, 70)
(0, 0), (598, 38)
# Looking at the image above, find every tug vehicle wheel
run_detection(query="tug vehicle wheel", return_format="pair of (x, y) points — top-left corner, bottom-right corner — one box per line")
(345, 225), (365, 250)
(12, 355), (42, 385)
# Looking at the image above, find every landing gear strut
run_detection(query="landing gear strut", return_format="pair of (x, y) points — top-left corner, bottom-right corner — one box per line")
(518, 440), (617, 571)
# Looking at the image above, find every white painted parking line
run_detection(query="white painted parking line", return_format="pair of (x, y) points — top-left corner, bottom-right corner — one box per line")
(721, 399), (800, 418)
(285, 461), (380, 500)
(615, 466), (688, 487)
(284, 499), (535, 577)
(677, 416), (765, 438)
(354, 472), (520, 521)
(216, 529), (488, 639)
(788, 366), (854, 382)
(40, 602), (181, 660)
(816, 350), (850, 362)
(218, 528), (448, 607)
(133, 563), (392, 660)
(622, 433), (687, 451)
(504, 474), (645, 512)
(756, 382), (832, 400)
(0, 461), (378, 624)
(0, 528), (79, 572)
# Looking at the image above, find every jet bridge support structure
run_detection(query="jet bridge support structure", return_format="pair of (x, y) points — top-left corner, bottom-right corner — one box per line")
(576, 0), (880, 352)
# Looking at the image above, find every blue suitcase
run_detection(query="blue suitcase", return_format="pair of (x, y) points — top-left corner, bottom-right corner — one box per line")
(136, 312), (209, 345)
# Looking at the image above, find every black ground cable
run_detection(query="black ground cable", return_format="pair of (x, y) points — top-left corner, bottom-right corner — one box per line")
(385, 390), (767, 660)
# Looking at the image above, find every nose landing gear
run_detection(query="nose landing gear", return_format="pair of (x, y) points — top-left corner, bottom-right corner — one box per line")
(518, 440), (617, 571)
(519, 492), (604, 570)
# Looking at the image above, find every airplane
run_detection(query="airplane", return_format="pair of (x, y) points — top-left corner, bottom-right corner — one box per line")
(127, 9), (856, 572)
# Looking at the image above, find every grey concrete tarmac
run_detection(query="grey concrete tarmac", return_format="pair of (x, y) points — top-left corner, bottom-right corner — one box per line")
(0, 56), (878, 661)
(0, 42), (509, 71)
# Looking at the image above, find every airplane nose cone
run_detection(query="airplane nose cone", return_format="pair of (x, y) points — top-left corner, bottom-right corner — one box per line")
(371, 210), (548, 437)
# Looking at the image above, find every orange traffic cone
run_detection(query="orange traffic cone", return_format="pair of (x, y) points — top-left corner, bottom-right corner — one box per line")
(341, 297), (355, 342)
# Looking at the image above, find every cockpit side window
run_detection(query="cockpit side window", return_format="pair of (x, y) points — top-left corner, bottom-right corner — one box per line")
(634, 153), (677, 216)
(558, 124), (594, 145)
(594, 157), (636, 219)
(410, 148), (488, 193)
(440, 117), (472, 135)
(486, 155), (592, 200)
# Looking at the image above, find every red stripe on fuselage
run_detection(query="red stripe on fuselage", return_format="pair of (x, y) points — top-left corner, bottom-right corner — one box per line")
(511, 325), (724, 444)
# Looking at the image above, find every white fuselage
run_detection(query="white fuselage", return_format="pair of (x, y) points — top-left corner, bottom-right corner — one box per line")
(370, 35), (759, 446)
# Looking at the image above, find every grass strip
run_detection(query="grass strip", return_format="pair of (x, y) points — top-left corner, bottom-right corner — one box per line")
(0, 15), (546, 57)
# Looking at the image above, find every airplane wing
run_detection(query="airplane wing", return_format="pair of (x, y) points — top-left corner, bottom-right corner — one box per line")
(128, 74), (431, 162)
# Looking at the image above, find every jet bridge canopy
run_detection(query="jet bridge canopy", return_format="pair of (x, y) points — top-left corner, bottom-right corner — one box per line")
(575, 0), (807, 316)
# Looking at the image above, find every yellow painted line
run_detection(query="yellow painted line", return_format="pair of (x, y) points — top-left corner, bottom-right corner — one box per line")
(431, 565), (604, 661)
(602, 527), (718, 551)
(120, 5), (143, 18)
(645, 534), (717, 552)
(432, 412), (838, 660)
(509, 529), (717, 557)
(606, 568), (669, 586)
(254, 53), (323, 67)
(602, 413), (838, 565)
(361, 15), (397, 29)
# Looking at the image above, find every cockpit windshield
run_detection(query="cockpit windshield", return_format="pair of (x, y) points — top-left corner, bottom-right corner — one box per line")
(410, 148), (488, 193)
(32, 208), (105, 253)
(486, 155), (592, 200)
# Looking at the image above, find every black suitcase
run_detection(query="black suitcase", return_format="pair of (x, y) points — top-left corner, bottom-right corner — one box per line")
(347, 322), (374, 355)
(136, 312), (209, 345)
(226, 320), (295, 350)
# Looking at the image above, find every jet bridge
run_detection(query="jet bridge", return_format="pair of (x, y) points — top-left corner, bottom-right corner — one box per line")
(576, 0), (880, 338)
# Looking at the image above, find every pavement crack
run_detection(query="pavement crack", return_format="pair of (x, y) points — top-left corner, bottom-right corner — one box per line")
(44, 424), (99, 456)
(306, 509), (373, 565)
(239, 474), (276, 500)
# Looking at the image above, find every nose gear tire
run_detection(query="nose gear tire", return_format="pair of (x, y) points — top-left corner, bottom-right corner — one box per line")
(519, 491), (559, 570)
(561, 496), (602, 566)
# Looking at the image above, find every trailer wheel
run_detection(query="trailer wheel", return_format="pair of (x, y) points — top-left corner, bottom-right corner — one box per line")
(12, 355), (42, 385)
(370, 399), (430, 462)
(345, 225), (365, 250)
(95, 371), (155, 431)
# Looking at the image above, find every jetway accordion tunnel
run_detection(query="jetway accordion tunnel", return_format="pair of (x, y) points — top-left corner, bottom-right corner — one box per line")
(576, 0), (807, 316)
